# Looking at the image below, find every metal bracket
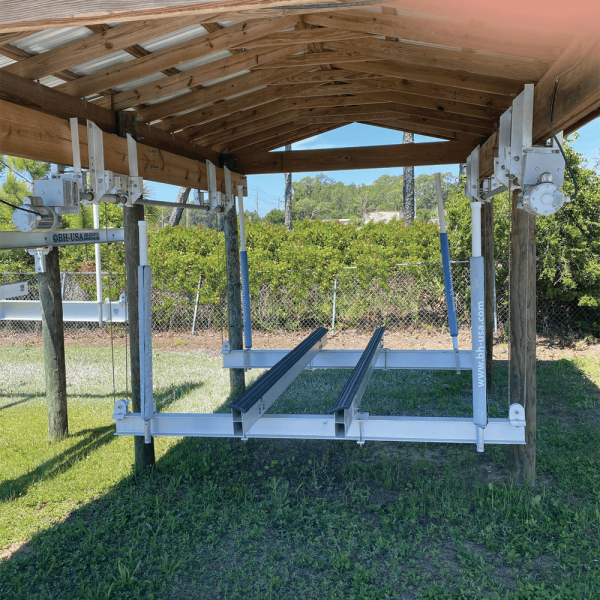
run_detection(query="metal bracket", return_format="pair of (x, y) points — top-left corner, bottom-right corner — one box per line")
(27, 248), (51, 273)
(112, 399), (130, 421)
(223, 165), (235, 213)
(508, 403), (526, 427)
(464, 146), (480, 201)
(0, 281), (28, 299)
(492, 85), (569, 214)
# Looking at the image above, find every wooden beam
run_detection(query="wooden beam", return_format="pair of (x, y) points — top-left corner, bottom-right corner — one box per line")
(323, 39), (548, 82)
(285, 92), (497, 131)
(2, 17), (200, 80)
(236, 140), (473, 174)
(56, 17), (296, 98)
(246, 124), (341, 153)
(0, 71), (220, 164)
(273, 70), (383, 85)
(323, 60), (523, 96)
(303, 9), (561, 60)
(0, 99), (243, 190)
(231, 28), (373, 48)
(154, 83), (312, 133)
(111, 43), (305, 110)
(333, 70), (512, 111)
(479, 28), (600, 177)
(136, 66), (311, 123)
(215, 120), (313, 153)
(0, 0), (386, 33)
(359, 119), (453, 141)
(198, 105), (326, 148)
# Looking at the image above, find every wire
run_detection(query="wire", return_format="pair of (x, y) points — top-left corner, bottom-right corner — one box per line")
(0, 160), (33, 185)
(0, 198), (43, 216)
(549, 78), (579, 201)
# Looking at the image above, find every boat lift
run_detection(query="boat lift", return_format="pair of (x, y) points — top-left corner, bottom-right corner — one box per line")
(114, 84), (574, 451)
(4, 83), (572, 452)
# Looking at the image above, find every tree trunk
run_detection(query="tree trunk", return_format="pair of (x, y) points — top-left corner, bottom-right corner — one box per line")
(38, 246), (68, 439)
(223, 204), (245, 397)
(509, 191), (536, 485)
(402, 132), (415, 221)
(284, 144), (293, 231)
(124, 205), (156, 469)
(169, 187), (191, 226)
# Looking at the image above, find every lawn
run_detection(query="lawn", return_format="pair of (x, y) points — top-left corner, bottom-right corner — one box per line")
(0, 344), (599, 599)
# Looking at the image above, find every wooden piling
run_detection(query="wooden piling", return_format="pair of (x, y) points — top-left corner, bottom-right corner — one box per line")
(223, 203), (245, 398)
(509, 191), (537, 484)
(38, 246), (68, 439)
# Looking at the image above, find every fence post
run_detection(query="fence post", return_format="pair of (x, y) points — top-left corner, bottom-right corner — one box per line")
(191, 275), (202, 336)
(38, 247), (68, 439)
(331, 278), (338, 333)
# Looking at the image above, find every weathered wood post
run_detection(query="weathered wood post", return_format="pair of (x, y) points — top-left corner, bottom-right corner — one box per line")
(509, 191), (536, 484)
(284, 144), (293, 231)
(482, 199), (494, 392)
(119, 110), (155, 468)
(223, 203), (245, 397)
(38, 246), (68, 439)
(402, 132), (415, 220)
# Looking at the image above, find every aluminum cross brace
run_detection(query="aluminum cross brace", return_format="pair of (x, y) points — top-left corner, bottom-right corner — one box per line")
(113, 413), (525, 446)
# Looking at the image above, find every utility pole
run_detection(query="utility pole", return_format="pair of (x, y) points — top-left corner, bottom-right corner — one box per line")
(118, 109), (155, 469)
(256, 189), (259, 217)
(402, 132), (415, 221)
(38, 246), (68, 439)
(284, 144), (293, 231)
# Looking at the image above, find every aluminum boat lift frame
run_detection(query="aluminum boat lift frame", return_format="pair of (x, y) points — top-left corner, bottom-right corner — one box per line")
(113, 176), (527, 452)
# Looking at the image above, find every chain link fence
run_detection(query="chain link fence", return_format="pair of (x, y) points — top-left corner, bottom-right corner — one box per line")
(1, 263), (598, 341)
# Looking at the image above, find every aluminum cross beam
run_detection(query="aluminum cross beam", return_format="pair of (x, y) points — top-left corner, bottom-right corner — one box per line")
(222, 349), (473, 371)
(113, 412), (525, 446)
(0, 228), (124, 250)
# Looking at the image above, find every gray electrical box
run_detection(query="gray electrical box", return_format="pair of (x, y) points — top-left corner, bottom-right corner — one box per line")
(34, 177), (80, 214)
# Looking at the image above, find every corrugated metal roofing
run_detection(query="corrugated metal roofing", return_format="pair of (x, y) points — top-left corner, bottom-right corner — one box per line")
(138, 24), (210, 53)
(11, 27), (94, 54)
(68, 51), (135, 77)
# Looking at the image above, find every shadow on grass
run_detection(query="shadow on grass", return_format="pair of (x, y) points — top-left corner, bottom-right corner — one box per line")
(155, 381), (204, 412)
(0, 425), (116, 503)
(1, 360), (599, 599)
(0, 397), (38, 412)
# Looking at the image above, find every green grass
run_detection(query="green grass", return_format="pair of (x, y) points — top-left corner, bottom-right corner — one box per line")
(1, 345), (599, 599)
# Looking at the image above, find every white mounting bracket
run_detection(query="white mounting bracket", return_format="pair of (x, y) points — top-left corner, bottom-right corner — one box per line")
(112, 399), (130, 421)
(492, 84), (569, 215)
(509, 403), (526, 428)
(27, 247), (51, 274)
(206, 160), (222, 212)
(86, 120), (143, 206)
(464, 145), (480, 201)
(223, 165), (235, 214)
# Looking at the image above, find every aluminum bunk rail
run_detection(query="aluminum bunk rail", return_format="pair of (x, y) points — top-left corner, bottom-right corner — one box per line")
(230, 327), (327, 438)
(332, 327), (385, 439)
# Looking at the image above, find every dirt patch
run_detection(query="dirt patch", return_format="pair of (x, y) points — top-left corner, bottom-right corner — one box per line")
(0, 540), (31, 561)
(2, 327), (598, 361)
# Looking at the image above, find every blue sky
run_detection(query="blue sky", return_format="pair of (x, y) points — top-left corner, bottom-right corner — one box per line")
(151, 118), (599, 217)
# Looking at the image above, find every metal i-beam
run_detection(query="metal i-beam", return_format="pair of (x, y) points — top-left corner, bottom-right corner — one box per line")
(332, 327), (384, 439)
(230, 327), (327, 438)
(222, 348), (473, 371)
(0, 228), (124, 250)
(114, 413), (526, 446)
